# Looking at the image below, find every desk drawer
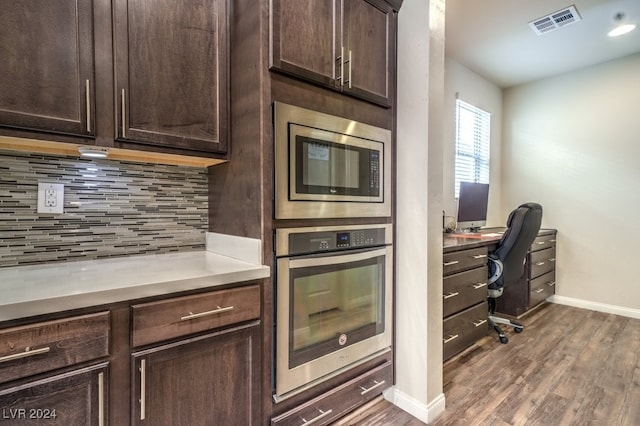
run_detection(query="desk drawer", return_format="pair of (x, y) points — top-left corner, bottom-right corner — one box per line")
(443, 247), (488, 275)
(271, 361), (392, 426)
(132, 284), (261, 347)
(529, 247), (556, 278)
(443, 301), (488, 360)
(443, 266), (488, 318)
(530, 234), (556, 252)
(0, 312), (110, 384)
(529, 270), (556, 308)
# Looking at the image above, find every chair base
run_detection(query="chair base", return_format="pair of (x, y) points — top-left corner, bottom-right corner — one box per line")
(488, 315), (524, 344)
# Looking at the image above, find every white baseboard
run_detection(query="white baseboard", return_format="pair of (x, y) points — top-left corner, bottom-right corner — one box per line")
(549, 295), (640, 320)
(383, 387), (446, 424)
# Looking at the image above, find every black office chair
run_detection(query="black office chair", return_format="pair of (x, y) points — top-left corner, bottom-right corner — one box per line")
(487, 203), (543, 344)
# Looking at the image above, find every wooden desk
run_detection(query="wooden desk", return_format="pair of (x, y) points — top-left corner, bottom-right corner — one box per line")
(442, 228), (557, 360)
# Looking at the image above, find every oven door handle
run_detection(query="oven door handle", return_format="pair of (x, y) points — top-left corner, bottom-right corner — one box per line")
(286, 247), (389, 269)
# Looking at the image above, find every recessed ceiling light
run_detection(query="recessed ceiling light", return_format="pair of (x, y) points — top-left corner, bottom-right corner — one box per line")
(608, 11), (637, 37)
(608, 23), (636, 37)
(77, 146), (109, 159)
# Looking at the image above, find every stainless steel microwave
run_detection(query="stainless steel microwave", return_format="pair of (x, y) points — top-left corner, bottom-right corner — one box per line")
(274, 102), (392, 219)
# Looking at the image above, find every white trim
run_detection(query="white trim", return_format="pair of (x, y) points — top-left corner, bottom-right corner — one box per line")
(548, 295), (640, 320)
(383, 387), (446, 424)
(205, 232), (262, 265)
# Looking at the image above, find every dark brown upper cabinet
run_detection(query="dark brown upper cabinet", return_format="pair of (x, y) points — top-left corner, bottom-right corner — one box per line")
(113, 0), (229, 154)
(270, 0), (396, 107)
(0, 0), (95, 136)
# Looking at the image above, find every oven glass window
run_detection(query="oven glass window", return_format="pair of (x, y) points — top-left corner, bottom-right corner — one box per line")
(289, 255), (385, 368)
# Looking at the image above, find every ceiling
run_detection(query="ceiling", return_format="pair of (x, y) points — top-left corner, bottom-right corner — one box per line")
(445, 0), (640, 88)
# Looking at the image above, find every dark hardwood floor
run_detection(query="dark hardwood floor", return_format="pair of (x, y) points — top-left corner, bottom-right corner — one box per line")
(335, 303), (640, 425)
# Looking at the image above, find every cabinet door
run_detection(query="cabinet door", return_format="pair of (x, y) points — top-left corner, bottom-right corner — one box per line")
(0, 0), (95, 136)
(342, 0), (394, 106)
(0, 363), (107, 426)
(132, 322), (259, 426)
(270, 0), (339, 89)
(113, 0), (228, 153)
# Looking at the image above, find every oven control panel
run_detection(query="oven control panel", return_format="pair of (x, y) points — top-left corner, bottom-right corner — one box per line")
(285, 227), (388, 256)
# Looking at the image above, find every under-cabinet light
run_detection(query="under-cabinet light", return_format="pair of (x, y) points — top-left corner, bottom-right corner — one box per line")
(78, 146), (109, 159)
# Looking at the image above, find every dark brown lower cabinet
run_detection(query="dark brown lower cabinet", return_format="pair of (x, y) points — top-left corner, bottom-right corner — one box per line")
(0, 363), (108, 426)
(131, 322), (260, 426)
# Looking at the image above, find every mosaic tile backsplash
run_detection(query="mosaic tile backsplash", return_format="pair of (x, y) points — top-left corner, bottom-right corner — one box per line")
(0, 150), (208, 268)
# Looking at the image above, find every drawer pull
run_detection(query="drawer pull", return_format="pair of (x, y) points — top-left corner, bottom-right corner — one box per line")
(549, 258), (556, 262)
(472, 254), (487, 259)
(549, 239), (556, 242)
(443, 292), (459, 300)
(301, 408), (333, 425)
(472, 282), (488, 290)
(547, 281), (556, 287)
(535, 241), (546, 245)
(443, 334), (459, 344)
(534, 288), (545, 294)
(443, 260), (459, 266)
(0, 346), (50, 364)
(359, 379), (386, 395)
(535, 261), (545, 266)
(473, 319), (488, 327)
(180, 305), (234, 321)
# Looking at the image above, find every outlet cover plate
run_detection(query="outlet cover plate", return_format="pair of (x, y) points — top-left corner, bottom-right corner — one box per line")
(37, 182), (64, 214)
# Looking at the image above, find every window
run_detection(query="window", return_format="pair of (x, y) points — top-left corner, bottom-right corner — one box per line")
(454, 99), (491, 197)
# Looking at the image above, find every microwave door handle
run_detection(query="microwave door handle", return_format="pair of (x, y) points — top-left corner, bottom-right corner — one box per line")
(288, 247), (389, 269)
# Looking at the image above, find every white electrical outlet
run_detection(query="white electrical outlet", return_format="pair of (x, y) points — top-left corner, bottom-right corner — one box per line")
(38, 182), (64, 214)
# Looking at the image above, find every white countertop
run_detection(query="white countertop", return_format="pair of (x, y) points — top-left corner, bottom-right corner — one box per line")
(0, 234), (270, 322)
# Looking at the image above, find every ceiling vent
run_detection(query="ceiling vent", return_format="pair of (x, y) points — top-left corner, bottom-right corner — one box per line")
(529, 5), (581, 35)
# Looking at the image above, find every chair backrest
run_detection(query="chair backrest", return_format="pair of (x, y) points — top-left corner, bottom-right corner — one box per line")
(493, 203), (543, 286)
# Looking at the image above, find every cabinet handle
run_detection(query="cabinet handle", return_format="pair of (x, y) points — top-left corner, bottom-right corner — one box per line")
(443, 334), (459, 344)
(443, 260), (459, 266)
(535, 241), (546, 245)
(472, 282), (488, 290)
(549, 239), (557, 242)
(549, 258), (556, 262)
(534, 288), (544, 294)
(140, 359), (146, 420)
(337, 46), (344, 87)
(359, 379), (386, 395)
(0, 346), (50, 364)
(443, 292), (459, 300)
(473, 254), (487, 259)
(121, 88), (126, 138)
(535, 261), (545, 266)
(180, 305), (234, 321)
(473, 319), (487, 327)
(547, 281), (556, 287)
(301, 408), (333, 425)
(86, 79), (91, 133)
(346, 50), (352, 89)
(98, 372), (105, 426)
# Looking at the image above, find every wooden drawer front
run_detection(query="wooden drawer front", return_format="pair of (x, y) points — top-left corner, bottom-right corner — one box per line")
(443, 266), (488, 318)
(443, 301), (488, 360)
(529, 247), (556, 278)
(271, 361), (392, 426)
(0, 312), (110, 384)
(443, 246), (488, 276)
(529, 270), (556, 308)
(530, 233), (556, 252)
(132, 284), (261, 347)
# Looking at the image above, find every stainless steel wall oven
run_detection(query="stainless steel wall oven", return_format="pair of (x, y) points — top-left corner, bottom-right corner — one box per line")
(274, 102), (392, 219)
(274, 224), (393, 400)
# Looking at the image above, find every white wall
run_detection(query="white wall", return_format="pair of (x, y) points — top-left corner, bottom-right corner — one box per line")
(389, 0), (446, 422)
(443, 57), (503, 228)
(502, 52), (640, 313)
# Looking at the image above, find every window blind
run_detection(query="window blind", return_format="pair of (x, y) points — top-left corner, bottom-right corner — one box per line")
(454, 99), (491, 197)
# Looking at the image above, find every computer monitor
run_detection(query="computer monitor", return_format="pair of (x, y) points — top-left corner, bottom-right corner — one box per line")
(457, 181), (489, 232)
